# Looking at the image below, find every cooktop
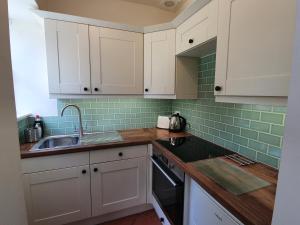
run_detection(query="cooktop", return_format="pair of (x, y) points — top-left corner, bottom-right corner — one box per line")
(155, 136), (233, 163)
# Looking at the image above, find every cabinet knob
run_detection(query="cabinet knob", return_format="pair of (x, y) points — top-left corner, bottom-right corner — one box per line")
(93, 168), (98, 172)
(82, 169), (87, 174)
(215, 86), (222, 91)
(83, 87), (89, 91)
(118, 152), (123, 157)
(160, 217), (164, 223)
(188, 39), (194, 44)
(94, 87), (99, 92)
(145, 88), (149, 92)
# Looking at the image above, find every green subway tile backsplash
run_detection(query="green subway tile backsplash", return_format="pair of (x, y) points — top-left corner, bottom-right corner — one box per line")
(171, 52), (286, 168)
(17, 51), (286, 169)
(43, 98), (172, 136)
(261, 112), (284, 125)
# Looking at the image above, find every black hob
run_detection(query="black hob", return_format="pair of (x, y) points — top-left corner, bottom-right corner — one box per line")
(156, 136), (233, 163)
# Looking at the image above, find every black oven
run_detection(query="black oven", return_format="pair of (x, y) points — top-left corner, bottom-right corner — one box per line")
(152, 148), (184, 225)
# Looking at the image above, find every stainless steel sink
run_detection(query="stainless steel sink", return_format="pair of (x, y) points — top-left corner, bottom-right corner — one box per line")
(30, 131), (123, 151)
(31, 135), (80, 150)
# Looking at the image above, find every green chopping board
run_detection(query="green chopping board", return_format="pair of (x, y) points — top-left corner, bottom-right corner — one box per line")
(193, 158), (270, 195)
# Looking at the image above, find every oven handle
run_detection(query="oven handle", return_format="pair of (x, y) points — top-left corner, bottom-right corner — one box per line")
(151, 157), (178, 187)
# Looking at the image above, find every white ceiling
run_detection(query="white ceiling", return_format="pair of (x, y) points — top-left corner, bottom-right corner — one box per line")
(122, 0), (190, 12)
(8, 0), (191, 20)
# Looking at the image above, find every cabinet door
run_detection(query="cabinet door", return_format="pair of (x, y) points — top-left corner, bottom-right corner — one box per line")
(215, 0), (296, 97)
(23, 165), (91, 225)
(89, 26), (143, 94)
(188, 179), (241, 225)
(144, 29), (175, 95)
(91, 157), (147, 216)
(176, 0), (218, 55)
(45, 20), (91, 94)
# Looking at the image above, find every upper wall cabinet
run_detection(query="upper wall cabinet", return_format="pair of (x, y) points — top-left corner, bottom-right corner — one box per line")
(144, 29), (176, 95)
(176, 0), (218, 55)
(215, 0), (296, 99)
(45, 20), (91, 94)
(144, 29), (198, 99)
(44, 19), (143, 96)
(89, 27), (144, 95)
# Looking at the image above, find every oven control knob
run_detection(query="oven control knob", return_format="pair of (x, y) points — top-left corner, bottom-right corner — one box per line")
(160, 217), (164, 223)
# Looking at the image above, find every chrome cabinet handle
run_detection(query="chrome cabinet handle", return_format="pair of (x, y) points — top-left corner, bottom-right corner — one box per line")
(151, 157), (177, 187)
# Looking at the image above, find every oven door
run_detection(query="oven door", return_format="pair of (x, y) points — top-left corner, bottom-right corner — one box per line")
(151, 156), (184, 225)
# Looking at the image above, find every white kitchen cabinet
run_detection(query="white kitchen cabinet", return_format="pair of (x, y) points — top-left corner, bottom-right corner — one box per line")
(91, 157), (147, 216)
(144, 29), (176, 95)
(187, 179), (242, 225)
(215, 0), (296, 98)
(23, 165), (91, 225)
(90, 145), (148, 164)
(45, 19), (91, 94)
(89, 26), (144, 95)
(176, 0), (218, 55)
(144, 30), (198, 99)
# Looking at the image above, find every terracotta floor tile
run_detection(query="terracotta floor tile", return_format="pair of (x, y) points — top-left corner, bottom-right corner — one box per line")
(99, 210), (161, 225)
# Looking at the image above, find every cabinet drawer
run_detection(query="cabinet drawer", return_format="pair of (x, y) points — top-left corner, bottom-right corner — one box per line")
(90, 145), (148, 164)
(176, 0), (218, 55)
(22, 152), (89, 173)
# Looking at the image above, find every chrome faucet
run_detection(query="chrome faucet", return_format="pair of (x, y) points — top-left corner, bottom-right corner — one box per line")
(61, 104), (84, 138)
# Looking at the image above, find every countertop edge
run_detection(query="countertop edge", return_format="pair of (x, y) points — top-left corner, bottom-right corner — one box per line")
(20, 128), (190, 159)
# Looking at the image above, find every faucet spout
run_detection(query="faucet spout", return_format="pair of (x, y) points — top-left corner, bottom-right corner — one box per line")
(61, 104), (84, 138)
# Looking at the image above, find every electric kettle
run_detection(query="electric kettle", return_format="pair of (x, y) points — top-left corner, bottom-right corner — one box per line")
(169, 113), (187, 132)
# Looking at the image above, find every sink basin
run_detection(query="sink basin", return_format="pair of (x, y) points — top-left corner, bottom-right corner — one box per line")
(31, 135), (80, 150)
(30, 131), (123, 151)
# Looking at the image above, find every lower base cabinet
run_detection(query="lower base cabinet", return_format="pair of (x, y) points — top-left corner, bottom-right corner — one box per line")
(22, 146), (148, 225)
(91, 157), (147, 216)
(23, 165), (91, 225)
(187, 179), (242, 225)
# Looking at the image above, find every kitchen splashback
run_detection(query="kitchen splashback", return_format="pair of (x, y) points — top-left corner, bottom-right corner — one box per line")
(172, 52), (286, 168)
(17, 53), (286, 168)
(17, 98), (171, 140)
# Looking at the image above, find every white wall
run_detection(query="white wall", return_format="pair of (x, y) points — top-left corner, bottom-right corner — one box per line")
(0, 0), (28, 224)
(9, 1), (58, 117)
(272, 0), (300, 224)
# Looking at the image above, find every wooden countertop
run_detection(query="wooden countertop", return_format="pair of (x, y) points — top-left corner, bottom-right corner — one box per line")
(20, 128), (277, 225)
(152, 141), (278, 225)
(20, 128), (189, 158)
